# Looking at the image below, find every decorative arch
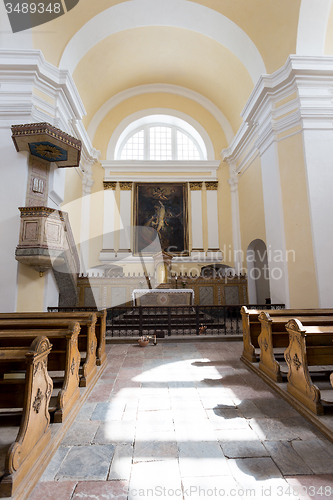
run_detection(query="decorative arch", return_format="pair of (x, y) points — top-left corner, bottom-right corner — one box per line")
(107, 109), (214, 161)
(59, 0), (266, 83)
(297, 0), (333, 55)
(88, 84), (234, 146)
(246, 239), (270, 305)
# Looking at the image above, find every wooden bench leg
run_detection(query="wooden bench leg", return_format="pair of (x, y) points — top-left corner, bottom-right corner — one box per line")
(54, 323), (81, 423)
(258, 315), (282, 382)
(241, 315), (257, 363)
(284, 327), (323, 415)
(96, 322), (107, 367)
(0, 337), (53, 497)
(80, 321), (97, 387)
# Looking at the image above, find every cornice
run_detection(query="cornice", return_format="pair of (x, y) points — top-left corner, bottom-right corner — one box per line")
(222, 55), (333, 170)
(102, 160), (220, 182)
(0, 49), (100, 168)
(0, 49), (86, 119)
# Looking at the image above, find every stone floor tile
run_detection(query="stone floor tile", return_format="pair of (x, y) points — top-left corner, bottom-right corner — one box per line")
(55, 444), (116, 480)
(108, 444), (133, 480)
(73, 480), (128, 499)
(133, 432), (178, 461)
(264, 441), (313, 475)
(99, 372), (118, 383)
(75, 402), (97, 421)
(200, 396), (236, 410)
(128, 459), (182, 499)
(173, 408), (208, 422)
(91, 400), (127, 421)
(112, 380), (141, 392)
(249, 417), (317, 442)
(138, 395), (171, 411)
(236, 400), (266, 419)
(87, 383), (114, 402)
(93, 421), (136, 445)
(291, 440), (333, 474)
(170, 398), (204, 410)
(61, 420), (100, 446)
(27, 481), (77, 500)
(178, 441), (229, 477)
(206, 408), (251, 430)
(286, 475), (333, 500)
(253, 398), (301, 418)
(218, 430), (270, 459)
(39, 446), (71, 480)
(136, 409), (174, 432)
(122, 400), (139, 421)
(175, 420), (217, 442)
(182, 475), (243, 500)
(227, 457), (284, 488)
(117, 368), (143, 379)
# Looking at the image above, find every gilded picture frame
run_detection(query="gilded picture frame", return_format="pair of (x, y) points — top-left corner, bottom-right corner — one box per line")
(133, 183), (189, 255)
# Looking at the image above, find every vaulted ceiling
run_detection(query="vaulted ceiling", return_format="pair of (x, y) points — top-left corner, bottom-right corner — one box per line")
(30, 0), (333, 155)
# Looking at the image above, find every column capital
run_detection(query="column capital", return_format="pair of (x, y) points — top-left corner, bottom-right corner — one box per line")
(228, 175), (239, 193)
(120, 182), (133, 191)
(103, 181), (117, 190)
(82, 171), (94, 196)
(189, 182), (203, 191)
(205, 181), (218, 190)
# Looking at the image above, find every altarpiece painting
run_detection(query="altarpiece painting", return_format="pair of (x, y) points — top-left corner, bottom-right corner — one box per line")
(134, 183), (188, 255)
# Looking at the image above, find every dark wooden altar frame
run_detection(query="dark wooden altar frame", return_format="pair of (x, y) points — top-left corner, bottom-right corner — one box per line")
(133, 182), (189, 256)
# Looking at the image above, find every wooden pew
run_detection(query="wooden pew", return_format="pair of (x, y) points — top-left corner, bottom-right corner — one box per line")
(0, 322), (81, 423)
(47, 308), (107, 367)
(0, 337), (53, 497)
(0, 314), (98, 387)
(257, 312), (333, 382)
(284, 319), (333, 415)
(241, 306), (333, 364)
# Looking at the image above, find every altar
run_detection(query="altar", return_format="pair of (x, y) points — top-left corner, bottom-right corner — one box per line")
(132, 289), (194, 306)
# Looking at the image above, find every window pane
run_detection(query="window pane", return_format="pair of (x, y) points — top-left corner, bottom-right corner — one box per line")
(150, 127), (172, 160)
(120, 130), (144, 160)
(176, 130), (200, 160)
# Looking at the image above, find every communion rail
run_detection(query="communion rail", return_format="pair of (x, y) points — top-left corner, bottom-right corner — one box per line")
(49, 304), (285, 337)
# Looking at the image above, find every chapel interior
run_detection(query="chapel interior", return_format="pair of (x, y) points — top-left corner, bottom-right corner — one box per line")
(1, 0), (333, 499)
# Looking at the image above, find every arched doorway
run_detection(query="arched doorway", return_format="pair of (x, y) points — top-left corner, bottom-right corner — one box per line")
(247, 239), (270, 305)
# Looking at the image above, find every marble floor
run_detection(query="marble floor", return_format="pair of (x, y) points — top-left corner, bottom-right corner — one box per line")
(28, 341), (333, 500)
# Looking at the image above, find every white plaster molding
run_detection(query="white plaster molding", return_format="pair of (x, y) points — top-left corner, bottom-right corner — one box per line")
(87, 84), (234, 146)
(190, 190), (204, 251)
(0, 49), (85, 121)
(60, 0), (266, 83)
(109, 109), (212, 160)
(206, 189), (220, 252)
(0, 49), (100, 172)
(98, 253), (223, 265)
(227, 170), (242, 274)
(297, 0), (333, 56)
(222, 55), (333, 171)
(102, 160), (220, 183)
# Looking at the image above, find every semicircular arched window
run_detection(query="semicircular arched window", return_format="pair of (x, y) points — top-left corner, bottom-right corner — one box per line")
(118, 124), (203, 160)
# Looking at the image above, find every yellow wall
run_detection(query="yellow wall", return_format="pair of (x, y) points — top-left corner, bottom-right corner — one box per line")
(277, 131), (319, 308)
(16, 265), (45, 312)
(238, 156), (266, 267)
(93, 93), (228, 159)
(62, 168), (83, 265)
(88, 92), (233, 269)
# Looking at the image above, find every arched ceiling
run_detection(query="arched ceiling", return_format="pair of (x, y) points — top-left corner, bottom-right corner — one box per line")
(28, 0), (333, 151)
(73, 27), (253, 134)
